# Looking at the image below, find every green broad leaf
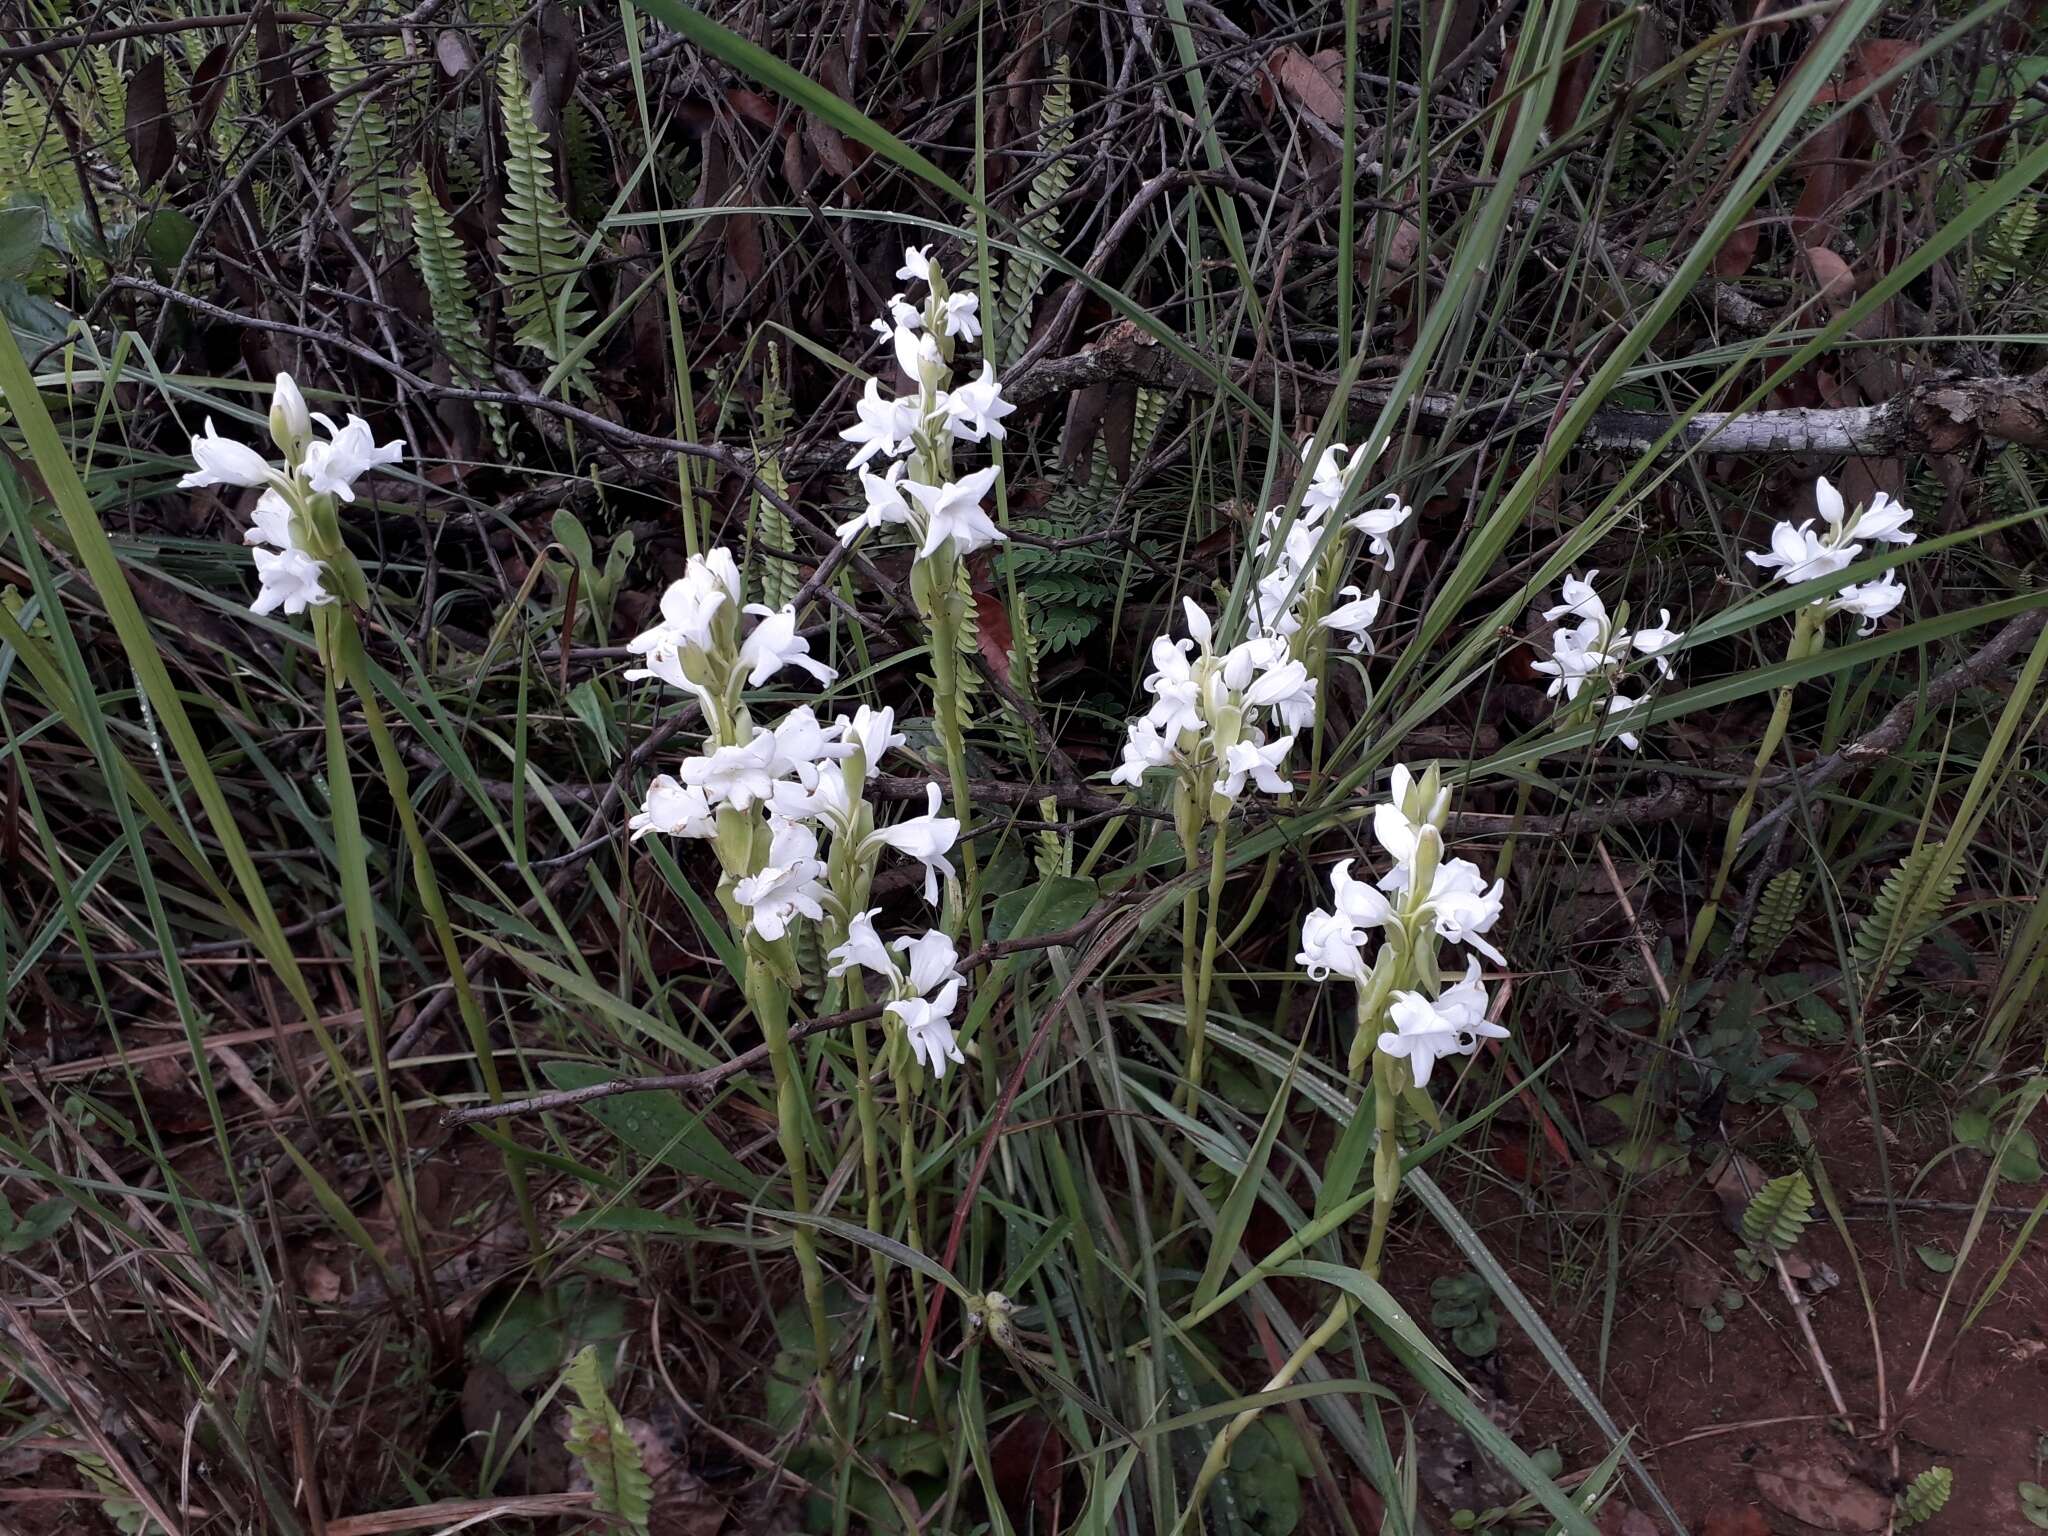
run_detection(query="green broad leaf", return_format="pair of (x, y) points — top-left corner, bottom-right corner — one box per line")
(474, 1278), (631, 1392)
(540, 1061), (756, 1193)
(0, 1197), (74, 1253)
(1190, 1047), (1300, 1313)
(0, 207), (46, 280)
(989, 873), (1100, 943)
(2000, 1130), (2043, 1184)
(1915, 1243), (1956, 1274)
(567, 679), (617, 763)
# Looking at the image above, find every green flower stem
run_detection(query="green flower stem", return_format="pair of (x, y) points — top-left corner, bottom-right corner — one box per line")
(843, 967), (894, 1394)
(750, 946), (834, 1402)
(1668, 604), (1825, 1015)
(1178, 1012), (1404, 1532)
(331, 612), (540, 1255)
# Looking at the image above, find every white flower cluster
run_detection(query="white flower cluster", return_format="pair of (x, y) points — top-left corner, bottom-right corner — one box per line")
(626, 547), (967, 1075)
(1747, 476), (1912, 634)
(1529, 571), (1683, 750)
(1113, 439), (1413, 815)
(1112, 597), (1315, 810)
(1248, 440), (1413, 650)
(829, 911), (968, 1079)
(836, 246), (1014, 561)
(624, 547), (834, 722)
(626, 551), (960, 929)
(1297, 765), (1508, 1088)
(180, 372), (404, 617)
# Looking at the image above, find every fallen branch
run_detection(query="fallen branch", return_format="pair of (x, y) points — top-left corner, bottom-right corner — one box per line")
(1740, 606), (2048, 849)
(1018, 324), (2048, 458)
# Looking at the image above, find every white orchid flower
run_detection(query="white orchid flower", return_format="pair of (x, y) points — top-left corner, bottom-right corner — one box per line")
(1746, 519), (1860, 585)
(1297, 907), (1371, 982)
(826, 908), (897, 980)
(270, 373), (311, 455)
(732, 820), (828, 941)
(1347, 494), (1413, 570)
(1111, 716), (1176, 786)
(249, 545), (330, 616)
(737, 605), (839, 689)
(1377, 959), (1504, 1087)
(302, 413), (404, 501)
(1320, 586), (1383, 653)
(1629, 610), (1684, 677)
(861, 783), (959, 904)
(181, 419), (280, 491)
(629, 776), (717, 840)
(245, 489), (296, 551)
(940, 361), (1014, 443)
(888, 995), (965, 1078)
(904, 465), (1005, 558)
(1219, 732), (1295, 801)
(839, 378), (917, 468)
(1423, 859), (1508, 963)
(1825, 570), (1905, 634)
(679, 731), (781, 810)
(839, 460), (916, 542)
(896, 245), (934, 286)
(941, 291), (982, 341)
(1542, 570), (1608, 626)
(836, 705), (905, 774)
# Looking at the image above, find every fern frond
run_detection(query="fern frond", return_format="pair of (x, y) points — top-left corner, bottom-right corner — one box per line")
(1748, 869), (1806, 963)
(749, 344), (798, 609)
(1741, 1170), (1814, 1253)
(1895, 1466), (1950, 1528)
(562, 1347), (653, 1532)
(407, 166), (509, 451)
(326, 30), (407, 242)
(495, 50), (594, 390)
(1852, 843), (1962, 995)
(996, 60), (1075, 365)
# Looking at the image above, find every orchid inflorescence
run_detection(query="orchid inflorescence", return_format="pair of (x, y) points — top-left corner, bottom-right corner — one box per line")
(1114, 437), (1413, 820)
(1296, 764), (1507, 1087)
(181, 372), (405, 618)
(836, 246), (1014, 568)
(1529, 570), (1684, 751)
(625, 546), (968, 1079)
(1747, 475), (1913, 634)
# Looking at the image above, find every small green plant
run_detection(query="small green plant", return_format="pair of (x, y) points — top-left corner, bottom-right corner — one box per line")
(1697, 1285), (1745, 1333)
(0, 1196), (71, 1253)
(1895, 1466), (1951, 1527)
(1741, 1170), (1815, 1253)
(2018, 1479), (2048, 1529)
(1431, 1271), (1501, 1357)
(562, 1346), (652, 1533)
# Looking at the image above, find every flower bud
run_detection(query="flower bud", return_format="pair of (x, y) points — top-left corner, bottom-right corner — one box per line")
(269, 372), (311, 458)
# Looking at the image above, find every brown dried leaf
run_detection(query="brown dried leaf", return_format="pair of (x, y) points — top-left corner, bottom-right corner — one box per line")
(1268, 45), (1346, 126)
(1804, 246), (1854, 309)
(188, 41), (234, 137)
(126, 54), (175, 191)
(436, 29), (478, 77)
(1753, 1454), (1891, 1532)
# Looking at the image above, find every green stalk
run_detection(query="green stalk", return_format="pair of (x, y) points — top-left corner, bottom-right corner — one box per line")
(750, 947), (834, 1403)
(333, 614), (540, 1254)
(844, 969), (894, 1394)
(1668, 604), (1825, 1013)
(1177, 992), (1403, 1530)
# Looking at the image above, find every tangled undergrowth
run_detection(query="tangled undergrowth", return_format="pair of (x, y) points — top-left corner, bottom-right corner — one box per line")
(1, 0), (2046, 1532)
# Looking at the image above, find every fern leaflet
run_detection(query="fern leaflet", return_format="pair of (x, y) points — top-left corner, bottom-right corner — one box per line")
(494, 50), (594, 390)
